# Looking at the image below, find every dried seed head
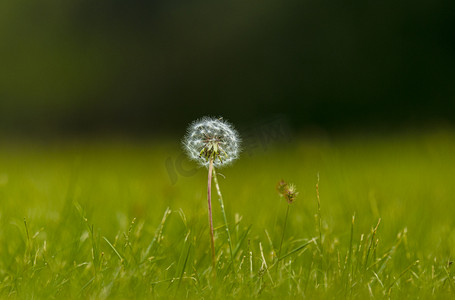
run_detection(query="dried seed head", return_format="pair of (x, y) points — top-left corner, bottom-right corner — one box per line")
(276, 180), (288, 195)
(182, 116), (241, 168)
(285, 184), (298, 204)
(276, 180), (298, 204)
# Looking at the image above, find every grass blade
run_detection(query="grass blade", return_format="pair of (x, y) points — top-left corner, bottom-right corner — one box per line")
(278, 238), (316, 261)
(103, 236), (124, 263)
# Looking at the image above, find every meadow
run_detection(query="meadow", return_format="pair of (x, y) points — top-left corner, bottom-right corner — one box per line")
(0, 129), (454, 299)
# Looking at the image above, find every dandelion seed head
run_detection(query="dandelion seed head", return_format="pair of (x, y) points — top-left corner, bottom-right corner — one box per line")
(183, 116), (241, 168)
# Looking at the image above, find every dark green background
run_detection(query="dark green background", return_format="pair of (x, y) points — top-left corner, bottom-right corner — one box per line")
(1, 0), (454, 136)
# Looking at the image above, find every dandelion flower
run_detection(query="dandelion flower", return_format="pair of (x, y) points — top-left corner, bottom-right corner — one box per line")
(182, 116), (240, 270)
(183, 117), (241, 168)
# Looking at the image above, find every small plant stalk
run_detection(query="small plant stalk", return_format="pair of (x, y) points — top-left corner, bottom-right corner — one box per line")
(275, 180), (298, 273)
(316, 174), (323, 253)
(212, 167), (235, 273)
(276, 204), (290, 276)
(207, 157), (216, 269)
(278, 204), (290, 261)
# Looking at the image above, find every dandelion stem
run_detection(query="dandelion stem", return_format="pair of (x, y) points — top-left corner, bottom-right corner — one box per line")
(212, 167), (235, 273)
(207, 157), (216, 270)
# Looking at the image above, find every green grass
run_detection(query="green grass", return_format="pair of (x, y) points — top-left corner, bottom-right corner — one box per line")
(0, 130), (455, 298)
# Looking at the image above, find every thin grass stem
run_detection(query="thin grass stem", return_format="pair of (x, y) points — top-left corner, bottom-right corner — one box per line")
(316, 173), (323, 253)
(207, 157), (216, 270)
(278, 204), (290, 261)
(212, 167), (236, 273)
(364, 218), (381, 270)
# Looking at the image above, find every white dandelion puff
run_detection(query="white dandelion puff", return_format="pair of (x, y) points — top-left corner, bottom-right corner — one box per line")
(182, 116), (241, 168)
(182, 116), (240, 268)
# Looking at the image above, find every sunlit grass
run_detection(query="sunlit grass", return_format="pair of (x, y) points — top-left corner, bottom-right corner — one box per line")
(0, 130), (454, 298)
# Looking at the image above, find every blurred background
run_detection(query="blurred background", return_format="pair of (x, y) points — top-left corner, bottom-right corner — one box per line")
(1, 0), (454, 138)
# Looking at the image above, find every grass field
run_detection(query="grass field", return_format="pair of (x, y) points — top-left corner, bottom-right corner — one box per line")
(0, 129), (455, 298)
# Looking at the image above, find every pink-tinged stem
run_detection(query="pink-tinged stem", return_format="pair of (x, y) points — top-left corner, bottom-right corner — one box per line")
(207, 157), (216, 269)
